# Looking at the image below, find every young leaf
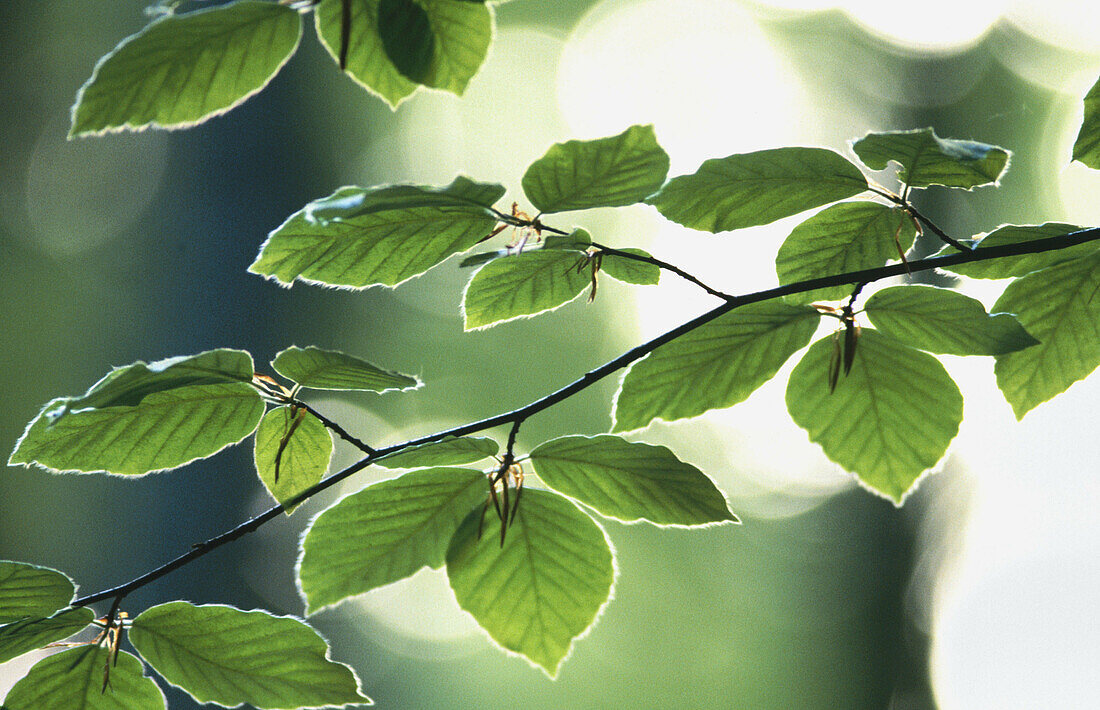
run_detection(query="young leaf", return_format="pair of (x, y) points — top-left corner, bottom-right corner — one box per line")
(2, 647), (166, 710)
(521, 125), (670, 213)
(446, 488), (614, 676)
(9, 351), (264, 475)
(852, 127), (1010, 189)
(129, 602), (369, 709)
(254, 406), (333, 513)
(865, 285), (1039, 356)
(775, 201), (915, 302)
(298, 467), (486, 613)
(250, 176), (505, 289)
(70, 1), (301, 136)
(1073, 74), (1100, 169)
(646, 147), (868, 232)
(993, 250), (1100, 418)
(373, 436), (498, 468)
(937, 223), (1088, 279)
(528, 435), (736, 526)
(599, 248), (661, 285)
(462, 248), (592, 329)
(0, 561), (76, 623)
(613, 303), (821, 431)
(785, 329), (963, 503)
(0, 608), (95, 665)
(272, 345), (419, 392)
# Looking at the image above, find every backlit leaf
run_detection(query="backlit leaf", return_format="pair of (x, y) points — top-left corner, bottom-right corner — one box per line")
(852, 127), (1009, 189)
(785, 330), (963, 503)
(600, 248), (661, 285)
(0, 561), (76, 623)
(373, 436), (498, 468)
(0, 608), (95, 665)
(3, 647), (165, 710)
(298, 468), (486, 613)
(1073, 74), (1100, 169)
(446, 488), (614, 676)
(272, 345), (419, 392)
(462, 248), (592, 329)
(254, 406), (333, 513)
(378, 0), (433, 83)
(937, 223), (1088, 279)
(70, 1), (301, 136)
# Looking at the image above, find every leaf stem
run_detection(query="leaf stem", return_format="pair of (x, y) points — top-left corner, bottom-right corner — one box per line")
(591, 241), (733, 300)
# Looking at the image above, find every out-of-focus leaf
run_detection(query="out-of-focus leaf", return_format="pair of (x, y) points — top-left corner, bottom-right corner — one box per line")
(0, 561), (76, 623)
(0, 608), (95, 665)
(373, 436), (498, 468)
(462, 248), (592, 329)
(254, 406), (333, 513)
(3, 647), (166, 710)
(1073, 74), (1100, 169)
(852, 127), (1009, 189)
(272, 345), (419, 392)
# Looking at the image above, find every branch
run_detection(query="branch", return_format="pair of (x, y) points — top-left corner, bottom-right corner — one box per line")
(590, 242), (733, 300)
(72, 226), (1100, 608)
(293, 400), (375, 455)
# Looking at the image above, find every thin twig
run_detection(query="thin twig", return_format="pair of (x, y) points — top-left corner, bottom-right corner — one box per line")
(292, 400), (376, 455)
(591, 242), (733, 300)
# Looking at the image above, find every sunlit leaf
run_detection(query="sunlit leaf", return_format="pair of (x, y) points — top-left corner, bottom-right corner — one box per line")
(936, 223), (1088, 279)
(3, 647), (166, 710)
(776, 201), (915, 302)
(373, 436), (498, 468)
(613, 303), (820, 431)
(852, 127), (1009, 189)
(522, 125), (670, 213)
(254, 406), (333, 513)
(0, 561), (76, 623)
(993, 250), (1100, 418)
(378, 0), (433, 83)
(1073, 74), (1100, 169)
(299, 468), (486, 613)
(462, 248), (592, 329)
(446, 488), (614, 676)
(865, 285), (1038, 356)
(0, 608), (95, 665)
(272, 345), (419, 392)
(130, 602), (369, 709)
(785, 330), (963, 503)
(600, 248), (661, 285)
(70, 1), (301, 136)
(646, 147), (867, 232)
(250, 176), (505, 288)
(529, 435), (736, 525)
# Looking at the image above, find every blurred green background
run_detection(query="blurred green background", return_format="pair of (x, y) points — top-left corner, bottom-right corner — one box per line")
(2, 1), (1099, 708)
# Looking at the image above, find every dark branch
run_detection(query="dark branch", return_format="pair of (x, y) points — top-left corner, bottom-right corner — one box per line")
(293, 400), (376, 455)
(591, 241), (733, 300)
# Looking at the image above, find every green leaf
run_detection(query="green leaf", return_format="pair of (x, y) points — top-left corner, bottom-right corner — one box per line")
(0, 608), (95, 665)
(458, 227), (592, 268)
(0, 561), (76, 623)
(865, 285), (1039, 356)
(599, 248), (661, 285)
(9, 351), (264, 475)
(250, 176), (505, 288)
(937, 223), (1089, 279)
(446, 488), (614, 676)
(852, 127), (1010, 189)
(785, 330), (963, 503)
(521, 125), (670, 213)
(1073, 74), (1100, 169)
(254, 406), (333, 514)
(528, 435), (735, 526)
(993, 250), (1100, 418)
(646, 147), (867, 233)
(613, 302), (821, 431)
(315, 0), (492, 108)
(129, 602), (369, 709)
(373, 436), (498, 468)
(298, 468), (486, 613)
(272, 345), (419, 392)
(776, 201), (916, 302)
(70, 1), (301, 137)
(3, 647), (165, 710)
(462, 248), (593, 329)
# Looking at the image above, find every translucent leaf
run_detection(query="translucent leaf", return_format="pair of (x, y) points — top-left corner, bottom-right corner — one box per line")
(298, 468), (486, 613)
(865, 285), (1038, 356)
(458, 227), (592, 268)
(528, 435), (736, 526)
(272, 345), (419, 392)
(936, 223), (1088, 279)
(775, 201), (915, 302)
(129, 602), (369, 709)
(254, 406), (333, 514)
(9, 351), (264, 475)
(521, 125), (670, 213)
(852, 127), (1009, 189)
(3, 647), (165, 710)
(646, 147), (867, 233)
(0, 608), (95, 665)
(446, 489), (614, 676)
(993, 250), (1100, 418)
(70, 1), (301, 136)
(613, 303), (820, 431)
(373, 436), (498, 468)
(785, 330), (963, 503)
(462, 248), (592, 329)
(250, 176), (505, 288)
(1073, 74), (1100, 169)
(378, 0), (433, 83)
(0, 561), (76, 623)
(599, 248), (661, 285)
